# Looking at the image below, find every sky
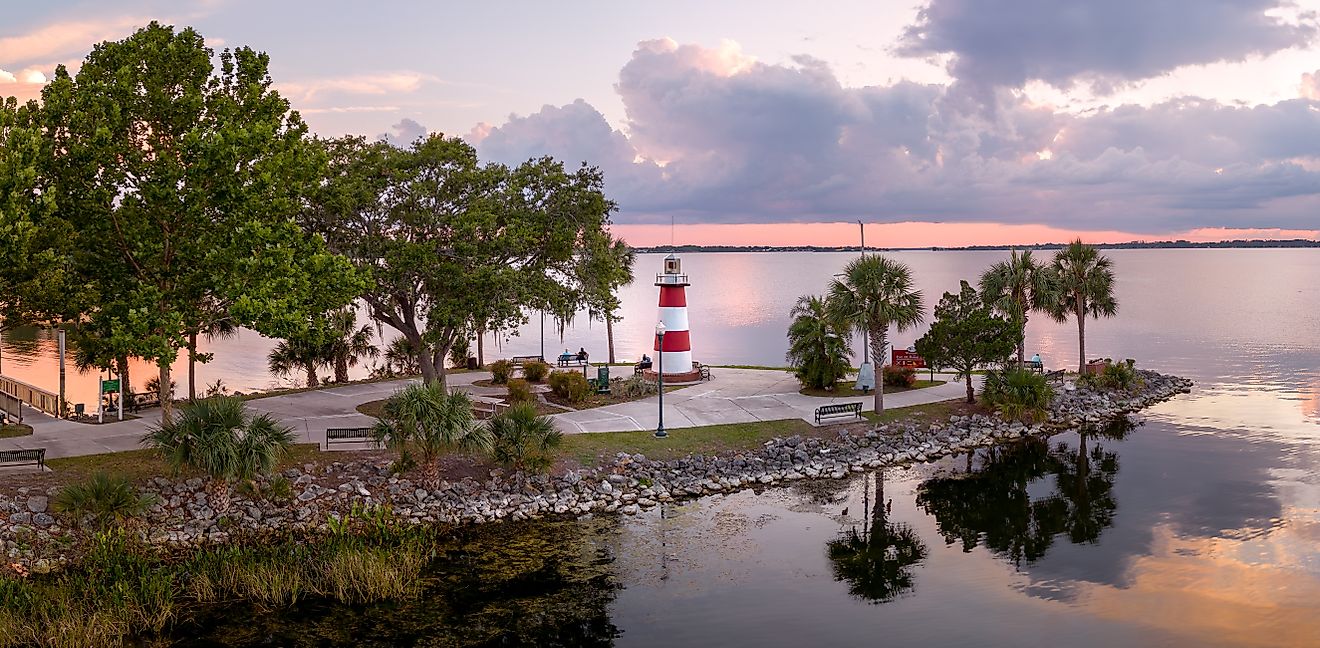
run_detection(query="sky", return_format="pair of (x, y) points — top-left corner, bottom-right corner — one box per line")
(2, 0), (1319, 246)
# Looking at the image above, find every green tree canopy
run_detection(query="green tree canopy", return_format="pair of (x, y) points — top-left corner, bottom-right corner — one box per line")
(1047, 240), (1119, 373)
(786, 294), (853, 390)
(827, 255), (924, 413)
(914, 281), (1019, 403)
(7, 23), (365, 421)
(305, 134), (623, 389)
(978, 249), (1057, 365)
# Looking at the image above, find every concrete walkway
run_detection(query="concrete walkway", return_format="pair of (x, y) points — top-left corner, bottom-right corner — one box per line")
(550, 367), (973, 433)
(0, 368), (974, 460)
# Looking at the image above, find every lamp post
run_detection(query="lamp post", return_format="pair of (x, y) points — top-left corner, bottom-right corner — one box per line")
(655, 321), (667, 438)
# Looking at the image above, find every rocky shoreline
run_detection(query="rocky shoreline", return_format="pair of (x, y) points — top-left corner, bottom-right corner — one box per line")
(2, 370), (1191, 569)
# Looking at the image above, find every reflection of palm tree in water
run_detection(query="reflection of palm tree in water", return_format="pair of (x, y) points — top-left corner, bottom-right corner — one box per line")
(826, 471), (929, 603)
(916, 417), (1132, 568)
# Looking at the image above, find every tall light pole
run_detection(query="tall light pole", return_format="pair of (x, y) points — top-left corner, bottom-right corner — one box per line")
(655, 321), (667, 438)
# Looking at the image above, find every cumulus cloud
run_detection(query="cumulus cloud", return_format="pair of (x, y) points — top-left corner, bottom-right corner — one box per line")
(1304, 70), (1320, 100)
(277, 72), (433, 103)
(378, 118), (429, 146)
(473, 39), (1320, 233)
(897, 0), (1318, 98)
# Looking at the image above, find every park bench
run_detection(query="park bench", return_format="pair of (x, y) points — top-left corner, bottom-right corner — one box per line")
(695, 362), (712, 381)
(0, 448), (46, 471)
(814, 402), (862, 425)
(1044, 369), (1067, 384)
(1024, 360), (1043, 373)
(556, 356), (589, 368)
(324, 427), (376, 449)
(510, 355), (544, 367)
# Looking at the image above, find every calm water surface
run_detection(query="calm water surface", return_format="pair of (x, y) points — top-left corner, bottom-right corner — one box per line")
(6, 250), (1320, 646)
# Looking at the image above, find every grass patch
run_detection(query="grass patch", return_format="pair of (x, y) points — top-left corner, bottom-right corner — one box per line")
(0, 423), (33, 439)
(561, 418), (817, 465)
(45, 444), (325, 483)
(238, 372), (451, 401)
(799, 379), (946, 398)
(712, 364), (794, 371)
(860, 399), (987, 426)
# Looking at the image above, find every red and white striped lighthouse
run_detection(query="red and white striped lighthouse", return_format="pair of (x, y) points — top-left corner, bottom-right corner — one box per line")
(654, 254), (693, 374)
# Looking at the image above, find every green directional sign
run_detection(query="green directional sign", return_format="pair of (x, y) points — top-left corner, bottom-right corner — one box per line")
(101, 379), (120, 393)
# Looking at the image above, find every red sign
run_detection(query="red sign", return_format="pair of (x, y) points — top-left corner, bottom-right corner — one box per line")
(891, 349), (926, 368)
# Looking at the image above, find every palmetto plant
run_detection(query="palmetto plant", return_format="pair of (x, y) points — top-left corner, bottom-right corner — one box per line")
(372, 383), (492, 487)
(1048, 240), (1118, 373)
(326, 307), (379, 383)
(53, 472), (159, 530)
(979, 249), (1056, 366)
(981, 368), (1055, 422)
(827, 255), (924, 413)
(786, 294), (853, 390)
(384, 336), (422, 376)
(268, 337), (328, 388)
(487, 402), (563, 476)
(142, 396), (295, 513)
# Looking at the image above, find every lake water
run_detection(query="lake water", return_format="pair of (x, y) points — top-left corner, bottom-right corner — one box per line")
(7, 249), (1320, 645)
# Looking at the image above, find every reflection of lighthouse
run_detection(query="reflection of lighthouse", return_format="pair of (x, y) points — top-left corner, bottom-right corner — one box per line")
(655, 254), (693, 375)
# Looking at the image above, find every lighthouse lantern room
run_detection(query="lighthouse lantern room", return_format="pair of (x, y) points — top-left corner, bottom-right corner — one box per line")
(654, 254), (693, 375)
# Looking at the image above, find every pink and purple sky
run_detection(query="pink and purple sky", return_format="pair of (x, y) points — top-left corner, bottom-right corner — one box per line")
(3, 0), (1319, 246)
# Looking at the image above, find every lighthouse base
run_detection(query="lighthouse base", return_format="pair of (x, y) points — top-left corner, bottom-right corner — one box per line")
(641, 367), (707, 385)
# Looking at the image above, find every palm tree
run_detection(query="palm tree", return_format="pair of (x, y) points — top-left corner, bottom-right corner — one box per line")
(268, 337), (326, 387)
(1047, 240), (1118, 373)
(384, 336), (422, 375)
(326, 307), (379, 383)
(786, 295), (853, 390)
(142, 396), (294, 514)
(487, 402), (563, 477)
(372, 383), (493, 487)
(979, 249), (1056, 366)
(827, 255), (924, 412)
(826, 472), (928, 603)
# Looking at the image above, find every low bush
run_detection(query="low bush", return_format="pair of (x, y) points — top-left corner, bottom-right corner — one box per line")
(448, 338), (472, 369)
(548, 370), (590, 404)
(487, 402), (563, 475)
(52, 473), (159, 531)
(489, 360), (514, 385)
(521, 360), (550, 382)
(981, 368), (1054, 422)
(1081, 359), (1143, 392)
(613, 375), (657, 399)
(505, 378), (534, 404)
(882, 365), (917, 388)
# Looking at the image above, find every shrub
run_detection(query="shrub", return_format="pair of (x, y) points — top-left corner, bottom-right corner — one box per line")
(490, 359), (514, 384)
(548, 370), (590, 404)
(613, 375), (657, 399)
(882, 365), (917, 388)
(53, 473), (159, 530)
(487, 402), (563, 475)
(981, 368), (1054, 422)
(521, 360), (550, 382)
(505, 378), (534, 404)
(1084, 359), (1142, 392)
(448, 338), (471, 369)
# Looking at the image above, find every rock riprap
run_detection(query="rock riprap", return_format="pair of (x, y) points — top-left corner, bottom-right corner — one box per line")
(2, 370), (1191, 564)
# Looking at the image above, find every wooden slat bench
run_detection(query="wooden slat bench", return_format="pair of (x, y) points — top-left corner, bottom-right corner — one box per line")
(0, 448), (46, 471)
(814, 402), (862, 425)
(510, 355), (544, 367)
(324, 427), (376, 449)
(1044, 369), (1067, 384)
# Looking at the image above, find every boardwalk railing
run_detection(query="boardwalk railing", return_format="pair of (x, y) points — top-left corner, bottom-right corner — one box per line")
(0, 376), (61, 417)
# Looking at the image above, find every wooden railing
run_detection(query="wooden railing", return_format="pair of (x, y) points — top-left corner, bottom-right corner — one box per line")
(0, 375), (61, 417)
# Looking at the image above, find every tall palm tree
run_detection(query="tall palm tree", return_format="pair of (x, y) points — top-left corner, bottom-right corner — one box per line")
(1048, 240), (1118, 373)
(827, 255), (924, 413)
(487, 402), (563, 477)
(826, 472), (928, 603)
(786, 294), (853, 390)
(979, 249), (1056, 366)
(268, 337), (326, 387)
(326, 307), (379, 383)
(372, 383), (493, 487)
(142, 396), (294, 514)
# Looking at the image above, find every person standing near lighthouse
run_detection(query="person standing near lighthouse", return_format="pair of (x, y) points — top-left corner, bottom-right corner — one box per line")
(654, 254), (693, 375)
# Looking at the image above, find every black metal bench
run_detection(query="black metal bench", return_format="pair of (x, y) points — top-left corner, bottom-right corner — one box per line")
(1024, 360), (1043, 374)
(1044, 369), (1067, 384)
(556, 356), (589, 368)
(695, 362), (712, 381)
(814, 402), (862, 425)
(324, 427), (376, 449)
(0, 448), (46, 471)
(510, 355), (544, 367)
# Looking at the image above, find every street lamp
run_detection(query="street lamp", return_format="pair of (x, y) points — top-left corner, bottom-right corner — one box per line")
(655, 321), (667, 438)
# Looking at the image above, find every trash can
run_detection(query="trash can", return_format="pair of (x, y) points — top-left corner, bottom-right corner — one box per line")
(595, 366), (610, 394)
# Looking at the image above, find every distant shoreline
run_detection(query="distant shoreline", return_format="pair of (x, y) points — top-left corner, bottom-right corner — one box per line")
(629, 238), (1320, 253)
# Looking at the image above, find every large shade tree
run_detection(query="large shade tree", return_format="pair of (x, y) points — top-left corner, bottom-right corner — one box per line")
(979, 249), (1056, 366)
(1048, 240), (1118, 373)
(9, 23), (365, 422)
(828, 255), (924, 413)
(914, 281), (1019, 403)
(305, 134), (623, 390)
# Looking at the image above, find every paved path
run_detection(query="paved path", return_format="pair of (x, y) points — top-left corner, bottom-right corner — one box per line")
(1, 368), (974, 460)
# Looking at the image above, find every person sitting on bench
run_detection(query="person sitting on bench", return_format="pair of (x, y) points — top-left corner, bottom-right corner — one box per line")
(577, 347), (588, 362)
(637, 354), (652, 370)
(1031, 353), (1041, 365)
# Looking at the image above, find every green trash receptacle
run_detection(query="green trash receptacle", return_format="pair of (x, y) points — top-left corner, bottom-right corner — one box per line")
(595, 366), (610, 394)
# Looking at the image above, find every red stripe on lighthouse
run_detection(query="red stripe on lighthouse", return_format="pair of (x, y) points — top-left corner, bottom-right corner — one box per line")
(658, 286), (687, 307)
(655, 330), (691, 352)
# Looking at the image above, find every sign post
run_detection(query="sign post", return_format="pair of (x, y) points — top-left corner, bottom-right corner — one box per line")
(891, 347), (926, 369)
(100, 377), (120, 424)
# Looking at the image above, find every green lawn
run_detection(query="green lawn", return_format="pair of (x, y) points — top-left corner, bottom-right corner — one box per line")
(799, 379), (946, 398)
(45, 443), (326, 483)
(561, 418), (817, 465)
(0, 423), (33, 439)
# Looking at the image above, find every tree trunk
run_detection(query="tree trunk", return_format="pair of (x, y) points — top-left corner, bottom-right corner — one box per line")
(305, 362), (319, 388)
(335, 355), (349, 383)
(430, 346), (449, 391)
(159, 362), (174, 425)
(1017, 314), (1027, 367)
(210, 479), (231, 515)
(476, 327), (485, 368)
(1076, 295), (1086, 374)
(606, 311), (617, 364)
(965, 372), (975, 403)
(870, 325), (887, 413)
(188, 332), (198, 401)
